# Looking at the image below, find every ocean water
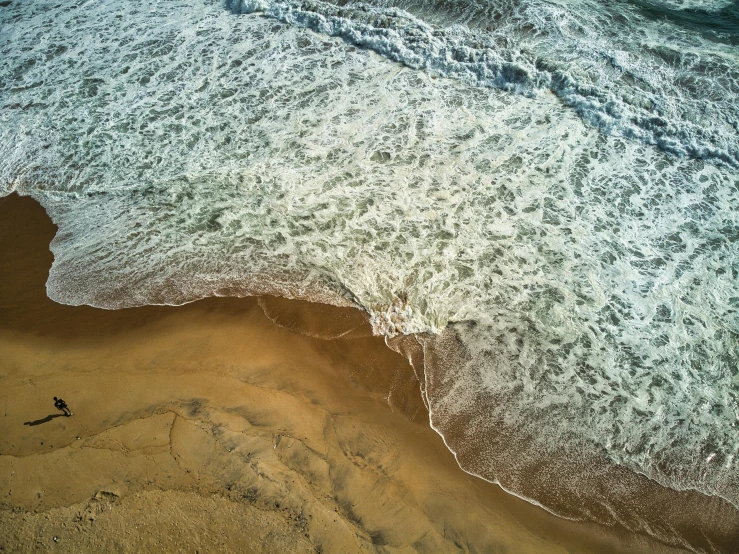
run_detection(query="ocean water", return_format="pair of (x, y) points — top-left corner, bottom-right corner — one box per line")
(1, 0), (738, 550)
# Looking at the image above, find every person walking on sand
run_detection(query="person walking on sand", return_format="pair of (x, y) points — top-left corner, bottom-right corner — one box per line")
(53, 397), (72, 417)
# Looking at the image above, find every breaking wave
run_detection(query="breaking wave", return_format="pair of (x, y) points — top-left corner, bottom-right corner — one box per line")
(228, 0), (739, 166)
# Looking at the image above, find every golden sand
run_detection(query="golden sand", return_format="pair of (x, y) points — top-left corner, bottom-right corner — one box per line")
(0, 194), (688, 553)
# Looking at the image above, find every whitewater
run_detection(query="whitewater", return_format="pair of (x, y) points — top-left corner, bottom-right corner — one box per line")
(1, 0), (738, 550)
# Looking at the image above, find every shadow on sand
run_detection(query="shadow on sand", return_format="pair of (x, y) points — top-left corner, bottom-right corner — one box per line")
(24, 414), (65, 426)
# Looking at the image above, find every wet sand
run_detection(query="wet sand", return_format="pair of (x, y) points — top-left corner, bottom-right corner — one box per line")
(0, 194), (689, 553)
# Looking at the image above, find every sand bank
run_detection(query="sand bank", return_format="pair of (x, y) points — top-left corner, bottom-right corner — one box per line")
(0, 194), (689, 553)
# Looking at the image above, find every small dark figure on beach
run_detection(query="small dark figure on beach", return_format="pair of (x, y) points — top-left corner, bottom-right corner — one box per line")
(53, 397), (72, 417)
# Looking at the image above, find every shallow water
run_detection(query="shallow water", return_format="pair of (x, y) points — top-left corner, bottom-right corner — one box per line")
(3, 193), (694, 554)
(1, 0), (738, 551)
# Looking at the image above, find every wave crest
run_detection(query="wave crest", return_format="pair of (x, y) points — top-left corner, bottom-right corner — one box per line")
(228, 0), (739, 166)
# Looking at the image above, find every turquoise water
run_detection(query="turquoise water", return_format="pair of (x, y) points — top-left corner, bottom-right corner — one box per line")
(1, 0), (738, 550)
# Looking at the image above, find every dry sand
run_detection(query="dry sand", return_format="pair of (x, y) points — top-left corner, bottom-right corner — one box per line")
(0, 194), (690, 553)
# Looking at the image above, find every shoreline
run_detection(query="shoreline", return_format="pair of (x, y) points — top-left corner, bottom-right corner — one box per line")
(0, 193), (695, 553)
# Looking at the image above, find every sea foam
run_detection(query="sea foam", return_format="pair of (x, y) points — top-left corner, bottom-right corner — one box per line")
(228, 0), (739, 167)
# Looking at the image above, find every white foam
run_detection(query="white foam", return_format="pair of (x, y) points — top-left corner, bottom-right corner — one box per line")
(227, 0), (739, 166)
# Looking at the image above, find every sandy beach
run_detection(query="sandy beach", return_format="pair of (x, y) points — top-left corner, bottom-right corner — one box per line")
(0, 193), (693, 553)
